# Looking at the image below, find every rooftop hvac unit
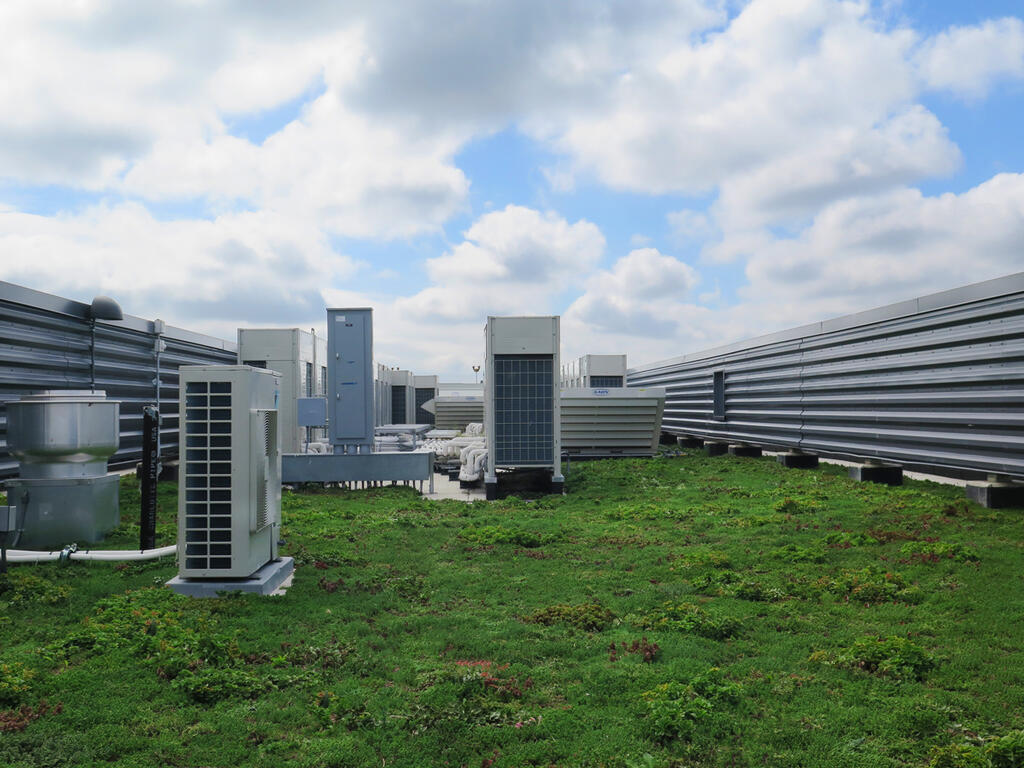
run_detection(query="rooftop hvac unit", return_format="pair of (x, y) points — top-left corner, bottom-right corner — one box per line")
(560, 387), (666, 457)
(561, 354), (627, 388)
(388, 369), (415, 424)
(484, 316), (563, 499)
(237, 328), (327, 453)
(178, 366), (281, 579)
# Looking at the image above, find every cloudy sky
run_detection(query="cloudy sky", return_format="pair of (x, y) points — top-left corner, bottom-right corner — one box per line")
(1, 0), (1022, 378)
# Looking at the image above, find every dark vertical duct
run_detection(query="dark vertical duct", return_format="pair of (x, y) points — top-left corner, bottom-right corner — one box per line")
(140, 406), (159, 550)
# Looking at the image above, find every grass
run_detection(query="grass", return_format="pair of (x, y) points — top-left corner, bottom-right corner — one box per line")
(1, 451), (1023, 767)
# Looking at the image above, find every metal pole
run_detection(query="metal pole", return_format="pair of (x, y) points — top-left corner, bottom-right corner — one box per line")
(140, 406), (160, 550)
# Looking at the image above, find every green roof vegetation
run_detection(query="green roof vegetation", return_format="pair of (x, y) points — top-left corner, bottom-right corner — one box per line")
(2, 451), (1023, 767)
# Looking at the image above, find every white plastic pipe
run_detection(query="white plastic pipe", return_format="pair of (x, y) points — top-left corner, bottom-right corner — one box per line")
(459, 447), (488, 481)
(5, 544), (177, 563)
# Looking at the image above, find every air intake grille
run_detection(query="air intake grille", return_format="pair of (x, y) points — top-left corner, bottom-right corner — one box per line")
(391, 385), (407, 423)
(589, 375), (623, 388)
(183, 380), (233, 570)
(415, 387), (436, 425)
(493, 355), (553, 465)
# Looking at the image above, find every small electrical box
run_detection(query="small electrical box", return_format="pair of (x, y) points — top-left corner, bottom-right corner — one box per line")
(297, 397), (328, 428)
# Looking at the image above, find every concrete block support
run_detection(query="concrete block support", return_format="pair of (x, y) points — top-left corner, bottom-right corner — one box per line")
(777, 452), (819, 469)
(966, 481), (1024, 509)
(849, 462), (903, 486)
(677, 436), (704, 449)
(167, 557), (294, 598)
(728, 444), (762, 458)
(705, 442), (728, 457)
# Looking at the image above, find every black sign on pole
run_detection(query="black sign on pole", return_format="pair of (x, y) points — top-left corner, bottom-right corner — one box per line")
(141, 406), (160, 551)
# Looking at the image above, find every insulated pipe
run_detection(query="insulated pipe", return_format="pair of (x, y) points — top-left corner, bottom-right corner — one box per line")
(5, 544), (177, 563)
(459, 447), (488, 481)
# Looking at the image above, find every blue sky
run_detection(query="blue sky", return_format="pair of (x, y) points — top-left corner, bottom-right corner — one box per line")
(0, 0), (1022, 378)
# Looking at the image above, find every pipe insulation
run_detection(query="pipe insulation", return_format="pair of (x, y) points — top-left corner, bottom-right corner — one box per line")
(5, 544), (177, 563)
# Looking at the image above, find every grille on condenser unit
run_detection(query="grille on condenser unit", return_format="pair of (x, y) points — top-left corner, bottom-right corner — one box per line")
(253, 410), (276, 532)
(589, 375), (623, 388)
(493, 354), (554, 465)
(183, 380), (233, 570)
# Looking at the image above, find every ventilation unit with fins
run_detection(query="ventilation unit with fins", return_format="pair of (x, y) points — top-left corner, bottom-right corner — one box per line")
(177, 365), (281, 579)
(484, 316), (563, 499)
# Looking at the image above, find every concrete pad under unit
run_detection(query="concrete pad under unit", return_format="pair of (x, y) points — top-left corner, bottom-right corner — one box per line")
(167, 557), (295, 598)
(965, 481), (1024, 509)
(677, 436), (704, 448)
(728, 445), (762, 458)
(849, 462), (903, 486)
(777, 452), (819, 469)
(705, 442), (728, 457)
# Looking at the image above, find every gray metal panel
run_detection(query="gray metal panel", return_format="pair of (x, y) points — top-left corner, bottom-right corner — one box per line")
(0, 281), (237, 478)
(327, 309), (374, 449)
(627, 274), (1024, 480)
(297, 397), (328, 427)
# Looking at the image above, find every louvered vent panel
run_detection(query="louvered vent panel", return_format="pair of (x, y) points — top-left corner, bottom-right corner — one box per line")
(493, 355), (554, 465)
(391, 385), (407, 423)
(183, 380), (233, 570)
(254, 410), (276, 532)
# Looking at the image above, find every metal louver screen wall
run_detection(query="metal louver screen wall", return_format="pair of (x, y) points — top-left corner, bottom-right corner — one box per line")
(183, 380), (233, 571)
(0, 281), (236, 478)
(627, 273), (1024, 480)
(493, 355), (554, 465)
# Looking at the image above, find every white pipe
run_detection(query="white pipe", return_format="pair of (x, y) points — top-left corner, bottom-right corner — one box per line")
(459, 447), (488, 482)
(5, 544), (177, 563)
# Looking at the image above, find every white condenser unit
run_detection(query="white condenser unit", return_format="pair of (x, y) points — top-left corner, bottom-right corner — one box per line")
(178, 365), (282, 579)
(484, 316), (564, 499)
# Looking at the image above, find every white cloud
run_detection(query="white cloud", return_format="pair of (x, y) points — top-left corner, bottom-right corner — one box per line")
(916, 17), (1024, 98)
(0, 202), (358, 338)
(0, 0), (1022, 381)
(667, 209), (715, 244)
(739, 172), (1024, 324)
(571, 175), (1024, 369)
(563, 248), (701, 352)
(543, 0), (925, 205)
(396, 204), (605, 321)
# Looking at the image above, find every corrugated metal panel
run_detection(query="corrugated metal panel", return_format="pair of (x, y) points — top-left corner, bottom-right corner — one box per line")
(0, 281), (237, 478)
(627, 273), (1024, 480)
(560, 388), (666, 457)
(433, 397), (484, 432)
